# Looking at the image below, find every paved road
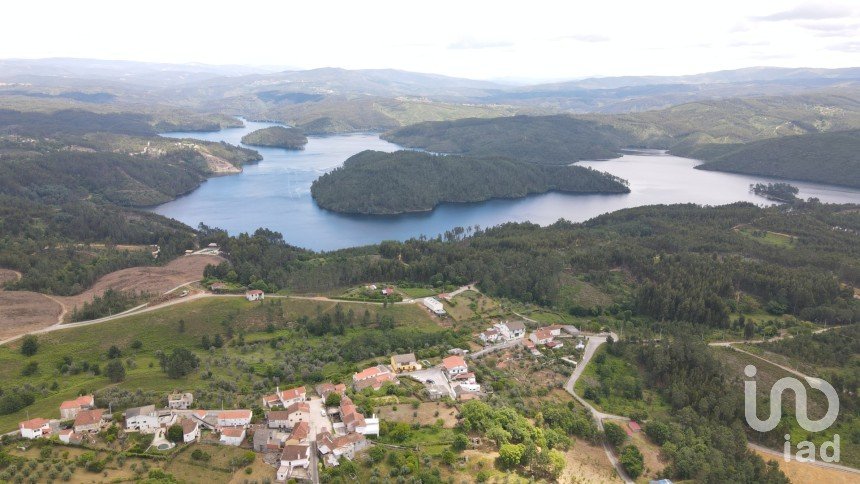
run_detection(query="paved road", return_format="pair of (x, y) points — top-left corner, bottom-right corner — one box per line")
(469, 338), (523, 359)
(562, 333), (632, 484)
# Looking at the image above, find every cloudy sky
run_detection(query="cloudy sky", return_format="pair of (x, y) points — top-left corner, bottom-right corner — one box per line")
(4, 0), (858, 81)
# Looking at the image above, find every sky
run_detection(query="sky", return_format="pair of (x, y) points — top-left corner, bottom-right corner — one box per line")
(3, 0), (859, 81)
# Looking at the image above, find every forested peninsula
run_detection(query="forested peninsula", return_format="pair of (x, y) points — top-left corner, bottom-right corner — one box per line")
(382, 115), (632, 164)
(240, 125), (308, 149)
(682, 129), (860, 188)
(310, 150), (629, 214)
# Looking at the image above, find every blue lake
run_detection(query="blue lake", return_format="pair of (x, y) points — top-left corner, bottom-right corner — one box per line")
(151, 120), (860, 251)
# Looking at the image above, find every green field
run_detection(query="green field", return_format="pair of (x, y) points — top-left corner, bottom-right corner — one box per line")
(0, 296), (443, 432)
(735, 225), (796, 248)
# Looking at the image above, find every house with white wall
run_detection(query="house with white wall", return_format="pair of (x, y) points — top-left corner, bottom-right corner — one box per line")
(125, 405), (159, 433)
(19, 418), (51, 439)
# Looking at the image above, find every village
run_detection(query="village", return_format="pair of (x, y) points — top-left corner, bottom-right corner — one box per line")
(12, 300), (594, 483)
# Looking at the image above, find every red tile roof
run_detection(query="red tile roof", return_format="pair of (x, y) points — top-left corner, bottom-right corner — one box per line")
(442, 355), (467, 370)
(280, 386), (306, 400)
(289, 421), (310, 441)
(221, 427), (246, 438)
(60, 395), (93, 410)
(20, 418), (50, 430)
(74, 409), (104, 427)
(218, 409), (252, 420)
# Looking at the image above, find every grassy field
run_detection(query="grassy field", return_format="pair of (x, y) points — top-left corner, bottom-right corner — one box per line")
(735, 225), (796, 247)
(715, 346), (859, 468)
(574, 346), (669, 420)
(1, 440), (262, 483)
(0, 296), (441, 432)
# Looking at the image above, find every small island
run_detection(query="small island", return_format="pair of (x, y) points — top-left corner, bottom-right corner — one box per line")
(311, 150), (630, 215)
(240, 126), (308, 150)
(750, 182), (800, 203)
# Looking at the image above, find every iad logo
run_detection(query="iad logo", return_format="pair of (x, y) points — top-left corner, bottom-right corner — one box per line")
(744, 364), (841, 463)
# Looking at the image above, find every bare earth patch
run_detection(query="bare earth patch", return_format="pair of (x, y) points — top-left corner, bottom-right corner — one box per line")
(0, 291), (63, 341)
(55, 254), (224, 318)
(753, 448), (859, 484)
(0, 268), (22, 286)
(562, 440), (623, 483)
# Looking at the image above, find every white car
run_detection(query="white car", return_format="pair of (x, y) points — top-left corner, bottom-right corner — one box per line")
(320, 409), (327, 417)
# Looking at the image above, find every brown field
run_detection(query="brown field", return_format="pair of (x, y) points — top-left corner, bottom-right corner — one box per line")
(0, 290), (63, 340)
(376, 401), (460, 428)
(0, 255), (222, 342)
(753, 448), (860, 484)
(55, 254), (223, 318)
(0, 268), (22, 286)
(562, 440), (624, 483)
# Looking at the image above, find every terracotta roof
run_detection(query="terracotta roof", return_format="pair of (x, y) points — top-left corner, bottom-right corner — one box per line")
(267, 411), (292, 421)
(246, 289), (264, 295)
(74, 409), (104, 427)
(218, 409), (252, 420)
(281, 443), (309, 461)
(285, 402), (310, 414)
(533, 329), (553, 341)
(280, 386), (306, 400)
(20, 418), (50, 430)
(60, 395), (93, 410)
(453, 372), (475, 381)
(221, 427), (245, 438)
(333, 431), (366, 448)
(289, 421), (309, 441)
(180, 418), (198, 435)
(504, 321), (526, 331)
(523, 340), (536, 348)
(442, 355), (467, 370)
(353, 365), (390, 381)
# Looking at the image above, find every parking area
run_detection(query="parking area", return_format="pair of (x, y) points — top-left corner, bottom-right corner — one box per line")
(404, 367), (456, 399)
(306, 396), (331, 439)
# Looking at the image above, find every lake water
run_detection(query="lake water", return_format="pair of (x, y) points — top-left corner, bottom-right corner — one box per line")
(152, 120), (860, 251)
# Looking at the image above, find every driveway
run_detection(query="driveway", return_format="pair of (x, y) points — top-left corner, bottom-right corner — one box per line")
(403, 367), (456, 399)
(306, 396), (331, 439)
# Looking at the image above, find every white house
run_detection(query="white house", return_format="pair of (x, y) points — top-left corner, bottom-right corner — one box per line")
(19, 418), (51, 439)
(168, 392), (194, 410)
(263, 386), (306, 408)
(58, 429), (74, 444)
(180, 418), (199, 443)
(530, 329), (554, 345)
(442, 355), (469, 378)
(478, 329), (501, 345)
(245, 289), (264, 302)
(267, 402), (309, 429)
(496, 321), (526, 340)
(125, 405), (159, 433)
(277, 444), (310, 480)
(423, 297), (446, 315)
(575, 339), (586, 350)
(217, 409), (253, 428)
(316, 431), (369, 466)
(219, 427), (246, 446)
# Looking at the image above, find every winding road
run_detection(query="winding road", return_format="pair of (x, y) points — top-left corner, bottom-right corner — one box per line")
(562, 332), (633, 483)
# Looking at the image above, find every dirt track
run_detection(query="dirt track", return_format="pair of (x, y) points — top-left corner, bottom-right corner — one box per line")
(0, 255), (222, 341)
